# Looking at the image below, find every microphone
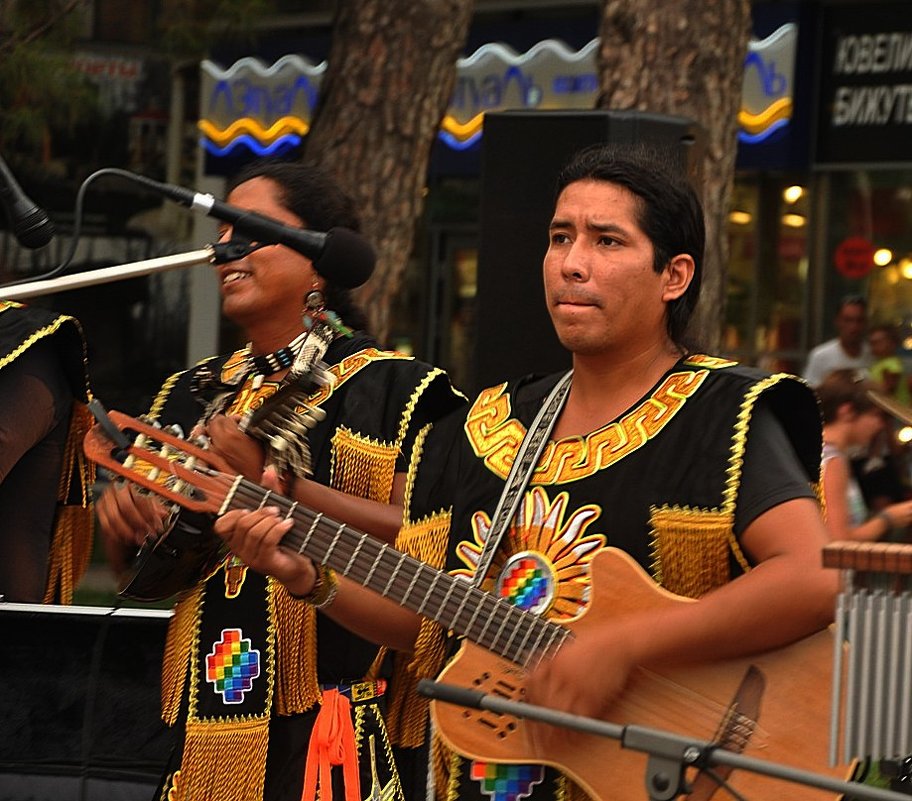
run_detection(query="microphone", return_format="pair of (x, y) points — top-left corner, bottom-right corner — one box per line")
(0, 155), (55, 249)
(155, 179), (375, 289)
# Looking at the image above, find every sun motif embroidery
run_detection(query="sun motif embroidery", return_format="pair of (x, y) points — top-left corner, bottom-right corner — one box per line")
(455, 486), (605, 619)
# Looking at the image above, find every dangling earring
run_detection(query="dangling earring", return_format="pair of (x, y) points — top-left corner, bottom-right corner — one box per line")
(304, 287), (325, 314)
(303, 281), (352, 337)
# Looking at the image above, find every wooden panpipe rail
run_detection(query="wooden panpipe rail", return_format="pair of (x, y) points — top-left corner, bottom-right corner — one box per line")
(823, 541), (912, 769)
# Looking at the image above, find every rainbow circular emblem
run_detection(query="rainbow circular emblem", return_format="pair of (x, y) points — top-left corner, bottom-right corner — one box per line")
(205, 628), (261, 704)
(494, 551), (555, 615)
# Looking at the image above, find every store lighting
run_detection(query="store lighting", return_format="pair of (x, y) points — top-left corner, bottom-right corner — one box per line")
(899, 426), (912, 445)
(873, 248), (893, 266)
(782, 213), (806, 228)
(729, 210), (752, 225)
(782, 185), (804, 204)
(901, 259), (912, 280)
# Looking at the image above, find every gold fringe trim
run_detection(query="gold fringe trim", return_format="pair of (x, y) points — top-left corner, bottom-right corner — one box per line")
(43, 402), (95, 604)
(387, 512), (452, 746)
(438, 738), (458, 801)
(161, 585), (203, 724)
(330, 427), (398, 502)
(172, 716), (270, 801)
(272, 579), (321, 715)
(403, 423), (432, 523)
(649, 506), (734, 599)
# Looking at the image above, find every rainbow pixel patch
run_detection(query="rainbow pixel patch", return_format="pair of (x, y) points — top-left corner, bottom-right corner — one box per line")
(205, 628), (261, 704)
(469, 761), (545, 801)
(495, 551), (554, 614)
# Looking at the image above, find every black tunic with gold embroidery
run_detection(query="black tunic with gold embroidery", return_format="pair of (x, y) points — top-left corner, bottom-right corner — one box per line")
(147, 332), (464, 801)
(394, 355), (822, 801)
(0, 300), (93, 604)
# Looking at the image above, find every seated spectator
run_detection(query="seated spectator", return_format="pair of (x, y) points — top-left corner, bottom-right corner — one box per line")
(817, 368), (912, 542)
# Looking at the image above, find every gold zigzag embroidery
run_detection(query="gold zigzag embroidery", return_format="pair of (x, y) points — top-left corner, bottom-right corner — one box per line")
(465, 370), (710, 484)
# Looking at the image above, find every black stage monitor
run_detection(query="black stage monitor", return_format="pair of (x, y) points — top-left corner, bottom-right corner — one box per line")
(0, 602), (174, 801)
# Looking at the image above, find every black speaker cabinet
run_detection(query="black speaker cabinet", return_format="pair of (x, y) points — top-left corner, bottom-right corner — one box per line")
(472, 110), (704, 392)
(0, 602), (174, 801)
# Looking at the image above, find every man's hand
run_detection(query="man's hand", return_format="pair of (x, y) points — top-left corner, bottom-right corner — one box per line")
(96, 481), (169, 548)
(96, 481), (171, 574)
(206, 414), (265, 480)
(213, 506), (318, 597)
(524, 624), (638, 753)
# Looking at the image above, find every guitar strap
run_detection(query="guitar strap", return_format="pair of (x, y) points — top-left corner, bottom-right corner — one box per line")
(471, 370), (572, 587)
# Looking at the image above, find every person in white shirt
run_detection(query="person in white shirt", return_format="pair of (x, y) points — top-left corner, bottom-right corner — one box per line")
(803, 295), (871, 387)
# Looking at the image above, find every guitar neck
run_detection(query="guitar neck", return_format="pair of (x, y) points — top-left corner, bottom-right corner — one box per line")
(221, 477), (568, 667)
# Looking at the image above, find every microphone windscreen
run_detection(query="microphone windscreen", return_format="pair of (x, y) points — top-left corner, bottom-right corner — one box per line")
(14, 208), (55, 249)
(314, 227), (376, 289)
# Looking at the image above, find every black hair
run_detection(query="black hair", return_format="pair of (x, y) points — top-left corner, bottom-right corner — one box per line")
(554, 143), (705, 349)
(226, 159), (369, 332)
(838, 294), (867, 313)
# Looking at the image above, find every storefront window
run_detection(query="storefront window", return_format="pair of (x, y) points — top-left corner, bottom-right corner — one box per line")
(725, 173), (809, 373)
(820, 170), (912, 350)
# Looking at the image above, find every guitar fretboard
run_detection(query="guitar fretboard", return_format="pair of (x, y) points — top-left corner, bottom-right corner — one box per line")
(223, 478), (570, 668)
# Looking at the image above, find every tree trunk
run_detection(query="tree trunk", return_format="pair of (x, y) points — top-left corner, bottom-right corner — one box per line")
(596, 0), (750, 351)
(303, 0), (475, 344)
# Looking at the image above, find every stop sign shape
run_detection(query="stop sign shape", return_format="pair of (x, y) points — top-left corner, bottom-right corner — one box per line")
(834, 237), (875, 279)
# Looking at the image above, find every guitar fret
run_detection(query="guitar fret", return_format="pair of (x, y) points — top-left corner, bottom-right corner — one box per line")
(516, 617), (546, 666)
(434, 576), (460, 628)
(499, 606), (526, 659)
(542, 623), (566, 658)
(298, 513), (323, 555)
(284, 501), (298, 520)
(516, 621), (548, 667)
(401, 563), (424, 605)
(324, 522), (346, 566)
(382, 552), (407, 597)
(363, 543), (388, 589)
(462, 591), (486, 641)
(343, 536), (366, 577)
(416, 572), (442, 616)
(475, 597), (498, 646)
(488, 604), (514, 656)
(450, 588), (472, 633)
(257, 490), (272, 510)
(219, 475), (244, 515)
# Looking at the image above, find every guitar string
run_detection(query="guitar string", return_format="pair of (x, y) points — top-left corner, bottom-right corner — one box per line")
(208, 472), (568, 668)
(186, 469), (759, 738)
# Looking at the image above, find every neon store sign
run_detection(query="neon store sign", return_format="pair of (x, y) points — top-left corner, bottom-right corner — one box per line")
(199, 24), (797, 158)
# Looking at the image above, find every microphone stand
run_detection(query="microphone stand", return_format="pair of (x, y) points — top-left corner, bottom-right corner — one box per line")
(0, 245), (218, 301)
(417, 679), (909, 801)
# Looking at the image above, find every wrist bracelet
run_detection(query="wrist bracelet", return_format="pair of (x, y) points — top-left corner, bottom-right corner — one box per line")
(302, 565), (338, 609)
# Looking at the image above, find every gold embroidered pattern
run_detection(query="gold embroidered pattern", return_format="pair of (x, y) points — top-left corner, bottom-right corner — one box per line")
(683, 354), (739, 369)
(454, 487), (605, 620)
(307, 347), (413, 407)
(465, 370), (709, 483)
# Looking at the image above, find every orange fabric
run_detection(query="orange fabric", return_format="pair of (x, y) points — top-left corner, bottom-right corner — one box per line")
(301, 688), (360, 801)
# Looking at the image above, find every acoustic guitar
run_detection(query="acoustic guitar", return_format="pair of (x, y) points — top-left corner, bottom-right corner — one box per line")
(102, 377), (325, 601)
(84, 410), (851, 800)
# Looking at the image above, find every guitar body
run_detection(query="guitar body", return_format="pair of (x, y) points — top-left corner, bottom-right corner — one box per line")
(118, 511), (225, 601)
(433, 548), (850, 800)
